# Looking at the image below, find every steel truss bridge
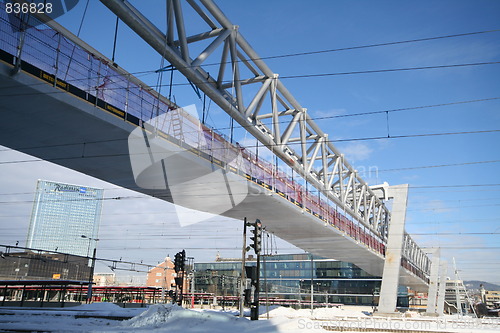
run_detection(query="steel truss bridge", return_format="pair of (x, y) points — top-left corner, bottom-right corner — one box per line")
(0, 0), (431, 295)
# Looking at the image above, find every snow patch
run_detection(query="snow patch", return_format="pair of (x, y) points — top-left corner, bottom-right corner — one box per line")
(125, 303), (184, 327)
(124, 303), (250, 332)
(265, 306), (369, 319)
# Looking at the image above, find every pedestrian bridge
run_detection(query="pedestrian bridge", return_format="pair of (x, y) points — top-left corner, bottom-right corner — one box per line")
(0, 6), (429, 289)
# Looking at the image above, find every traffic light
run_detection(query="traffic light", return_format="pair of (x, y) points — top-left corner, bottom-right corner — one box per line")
(180, 250), (185, 272)
(249, 219), (262, 254)
(174, 252), (181, 273)
(173, 250), (186, 307)
(174, 250), (186, 273)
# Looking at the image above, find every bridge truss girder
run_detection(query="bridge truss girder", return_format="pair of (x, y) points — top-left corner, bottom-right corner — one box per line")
(99, 0), (429, 277)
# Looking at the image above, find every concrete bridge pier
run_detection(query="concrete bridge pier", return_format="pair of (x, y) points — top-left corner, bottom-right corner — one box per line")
(425, 248), (441, 316)
(374, 184), (408, 315)
(436, 262), (448, 316)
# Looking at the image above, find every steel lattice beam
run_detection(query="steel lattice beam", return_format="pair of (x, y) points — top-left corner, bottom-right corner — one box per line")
(99, 0), (429, 276)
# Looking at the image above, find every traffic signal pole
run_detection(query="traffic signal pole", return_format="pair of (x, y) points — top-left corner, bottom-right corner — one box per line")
(250, 219), (262, 320)
(252, 249), (261, 320)
(86, 248), (97, 304)
(240, 218), (263, 320)
(239, 217), (248, 318)
(174, 250), (186, 306)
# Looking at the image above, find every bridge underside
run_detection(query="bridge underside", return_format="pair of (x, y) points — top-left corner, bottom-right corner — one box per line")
(0, 62), (427, 290)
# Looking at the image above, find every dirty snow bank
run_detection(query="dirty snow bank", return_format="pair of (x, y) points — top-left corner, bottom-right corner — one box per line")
(122, 304), (328, 332)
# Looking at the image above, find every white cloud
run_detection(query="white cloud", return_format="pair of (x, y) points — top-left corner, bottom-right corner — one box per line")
(337, 142), (374, 162)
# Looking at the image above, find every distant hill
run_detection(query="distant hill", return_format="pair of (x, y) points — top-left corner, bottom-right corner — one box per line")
(464, 280), (500, 291)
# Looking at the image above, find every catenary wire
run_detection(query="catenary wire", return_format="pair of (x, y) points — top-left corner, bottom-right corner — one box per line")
(1, 61), (499, 97)
(0, 128), (499, 159)
(1, 22), (498, 91)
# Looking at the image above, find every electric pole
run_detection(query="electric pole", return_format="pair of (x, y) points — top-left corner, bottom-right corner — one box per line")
(239, 217), (248, 317)
(86, 248), (96, 304)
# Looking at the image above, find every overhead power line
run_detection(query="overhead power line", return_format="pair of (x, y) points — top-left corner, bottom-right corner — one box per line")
(319, 97), (500, 120)
(4, 231), (498, 239)
(330, 129), (500, 142)
(95, 245), (500, 251)
(0, 184), (499, 206)
(241, 29), (500, 63)
(409, 188), (500, 194)
(377, 159), (500, 173)
(1, 25), (496, 90)
(1, 61), (498, 97)
(1, 197), (498, 220)
(278, 61), (500, 80)
(407, 218), (500, 225)
(0, 92), (498, 139)
(412, 184), (500, 189)
(410, 232), (500, 235)
(0, 128), (499, 163)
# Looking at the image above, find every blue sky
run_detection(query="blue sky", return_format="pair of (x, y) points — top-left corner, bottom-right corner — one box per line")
(0, 0), (499, 284)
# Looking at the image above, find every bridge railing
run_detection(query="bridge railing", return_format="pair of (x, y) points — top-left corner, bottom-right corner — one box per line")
(0, 7), (430, 279)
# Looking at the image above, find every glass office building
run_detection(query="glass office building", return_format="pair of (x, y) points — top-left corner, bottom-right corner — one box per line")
(194, 253), (409, 307)
(26, 180), (104, 257)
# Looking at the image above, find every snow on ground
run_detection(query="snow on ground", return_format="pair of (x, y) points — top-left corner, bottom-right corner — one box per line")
(1, 303), (500, 332)
(0, 303), (326, 332)
(265, 305), (369, 320)
(0, 309), (117, 332)
(119, 303), (326, 332)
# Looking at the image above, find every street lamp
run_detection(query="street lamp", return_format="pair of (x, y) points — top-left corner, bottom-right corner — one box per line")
(81, 235), (99, 304)
(81, 235), (99, 258)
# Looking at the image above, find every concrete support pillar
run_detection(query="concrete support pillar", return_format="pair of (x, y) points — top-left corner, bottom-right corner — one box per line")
(376, 184), (409, 314)
(436, 262), (448, 315)
(426, 248), (440, 315)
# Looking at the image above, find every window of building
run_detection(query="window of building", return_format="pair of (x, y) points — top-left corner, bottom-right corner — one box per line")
(156, 272), (162, 276)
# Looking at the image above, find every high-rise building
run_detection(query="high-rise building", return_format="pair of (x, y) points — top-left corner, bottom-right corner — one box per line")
(26, 180), (104, 257)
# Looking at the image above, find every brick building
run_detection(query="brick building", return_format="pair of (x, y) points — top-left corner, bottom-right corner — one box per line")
(146, 257), (176, 290)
